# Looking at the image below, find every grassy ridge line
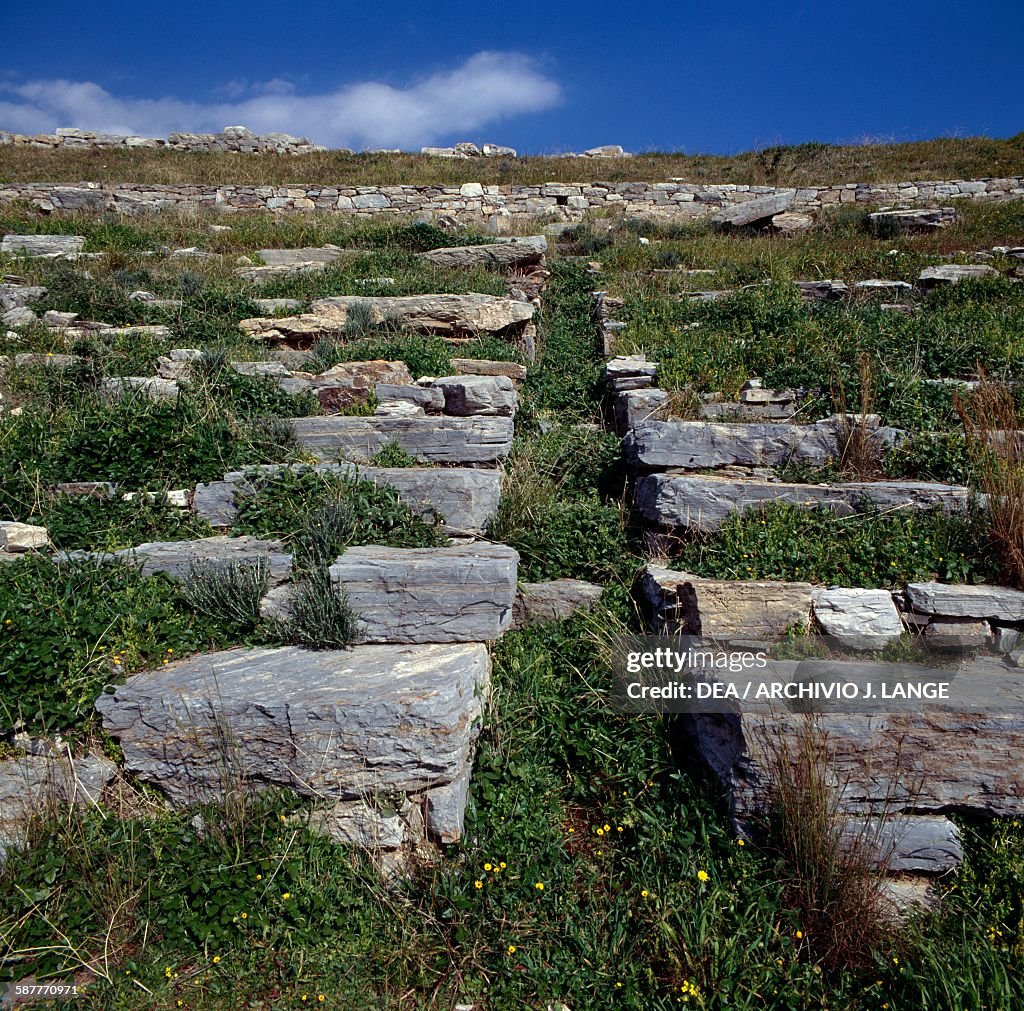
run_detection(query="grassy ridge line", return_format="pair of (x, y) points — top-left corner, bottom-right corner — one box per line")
(0, 134), (1022, 187)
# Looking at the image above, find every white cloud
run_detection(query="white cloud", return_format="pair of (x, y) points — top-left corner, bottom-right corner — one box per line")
(0, 52), (561, 149)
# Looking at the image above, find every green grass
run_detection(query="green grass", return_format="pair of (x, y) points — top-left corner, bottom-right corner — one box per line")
(1, 606), (1021, 1007)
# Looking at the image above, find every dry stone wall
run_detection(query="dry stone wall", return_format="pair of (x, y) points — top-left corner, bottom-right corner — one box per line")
(1, 177), (1021, 222)
(0, 125), (323, 155)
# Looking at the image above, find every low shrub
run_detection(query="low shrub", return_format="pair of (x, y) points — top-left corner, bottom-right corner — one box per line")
(181, 557), (270, 630)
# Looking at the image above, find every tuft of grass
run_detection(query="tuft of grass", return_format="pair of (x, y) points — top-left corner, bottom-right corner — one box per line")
(181, 557), (270, 629)
(758, 715), (894, 973)
(957, 376), (1024, 586)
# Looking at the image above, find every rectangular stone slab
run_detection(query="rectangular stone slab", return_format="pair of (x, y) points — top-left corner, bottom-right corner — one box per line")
(0, 234), (85, 257)
(59, 535), (292, 586)
(194, 463), (501, 533)
(290, 415), (513, 464)
(626, 420), (904, 470)
(239, 293), (535, 344)
(95, 643), (490, 806)
(636, 474), (974, 532)
(416, 236), (547, 269)
(644, 564), (812, 639)
(331, 544), (519, 643)
(682, 657), (1024, 824)
(906, 582), (1024, 621)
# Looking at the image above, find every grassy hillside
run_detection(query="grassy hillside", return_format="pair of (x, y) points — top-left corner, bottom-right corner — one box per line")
(1, 134), (1023, 188)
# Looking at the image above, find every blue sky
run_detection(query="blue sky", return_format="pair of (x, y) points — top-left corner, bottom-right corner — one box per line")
(1, 0), (1021, 153)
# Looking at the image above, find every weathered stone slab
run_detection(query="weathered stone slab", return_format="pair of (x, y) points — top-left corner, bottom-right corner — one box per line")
(0, 284), (47, 311)
(712, 191), (796, 228)
(240, 294), (535, 344)
(923, 618), (991, 651)
(919, 264), (999, 286)
(513, 579), (604, 628)
(906, 582), (1024, 621)
(684, 657), (1024, 826)
(643, 565), (812, 639)
(843, 815), (963, 874)
(417, 236), (547, 269)
(0, 522), (49, 552)
(231, 360), (292, 378)
(236, 262), (328, 283)
(431, 374), (518, 416)
(0, 234), (85, 257)
(626, 419), (904, 471)
(614, 388), (670, 433)
(331, 544), (518, 643)
(635, 474), (973, 532)
(95, 643), (491, 813)
(254, 298), (304, 314)
(257, 246), (354, 267)
(0, 753), (116, 857)
(869, 207), (956, 231)
(812, 588), (904, 650)
(290, 415), (514, 464)
(450, 358), (528, 383)
(194, 464), (502, 533)
(310, 360), (413, 411)
(375, 383), (446, 413)
(61, 535), (291, 585)
(100, 376), (179, 402)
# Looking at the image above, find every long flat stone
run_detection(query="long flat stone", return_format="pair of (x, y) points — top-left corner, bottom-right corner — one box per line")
(0, 234), (85, 257)
(625, 419), (904, 470)
(194, 463), (501, 534)
(711, 191), (796, 227)
(257, 246), (356, 267)
(331, 544), (518, 643)
(239, 293), (535, 344)
(60, 535), (292, 585)
(94, 643), (490, 813)
(636, 473), (973, 532)
(643, 564), (812, 639)
(290, 415), (514, 464)
(906, 582), (1024, 621)
(417, 236), (547, 269)
(0, 753), (116, 858)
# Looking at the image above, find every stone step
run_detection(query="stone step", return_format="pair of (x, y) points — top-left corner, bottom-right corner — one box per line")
(625, 419), (905, 470)
(194, 463), (502, 534)
(290, 415), (514, 464)
(58, 535), (292, 586)
(240, 293), (535, 346)
(643, 564), (812, 640)
(416, 235), (547, 269)
(636, 473), (974, 532)
(0, 234), (85, 257)
(94, 642), (489, 844)
(330, 544), (519, 643)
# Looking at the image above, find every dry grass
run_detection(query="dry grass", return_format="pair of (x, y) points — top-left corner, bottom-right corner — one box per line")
(759, 715), (895, 972)
(1, 134), (1022, 187)
(956, 376), (1024, 586)
(833, 354), (884, 480)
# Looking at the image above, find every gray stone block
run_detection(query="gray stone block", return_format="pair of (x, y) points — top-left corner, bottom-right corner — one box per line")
(290, 415), (514, 464)
(95, 643), (491, 807)
(331, 544), (519, 643)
